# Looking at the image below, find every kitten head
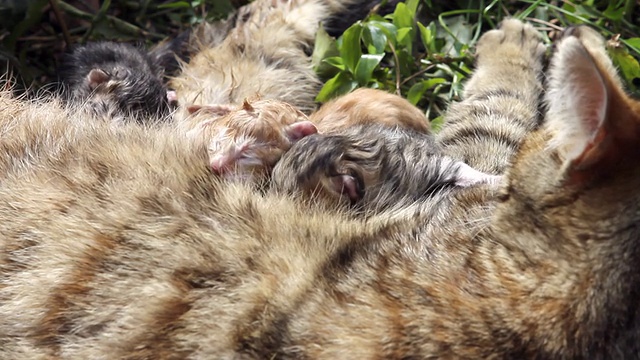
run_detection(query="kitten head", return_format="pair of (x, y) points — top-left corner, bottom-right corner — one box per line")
(187, 99), (317, 179)
(272, 124), (500, 210)
(59, 42), (174, 122)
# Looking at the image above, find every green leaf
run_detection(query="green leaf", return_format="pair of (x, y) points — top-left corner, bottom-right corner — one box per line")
(315, 72), (358, 102)
(397, 27), (413, 45)
(609, 47), (640, 91)
(158, 1), (191, 9)
(430, 116), (445, 132)
(440, 15), (473, 57)
(364, 24), (387, 54)
(369, 20), (398, 47)
(417, 22), (432, 54)
(354, 54), (384, 85)
(393, 2), (414, 29)
(322, 56), (346, 71)
(603, 1), (625, 21)
(312, 25), (340, 78)
(625, 38), (640, 52)
(339, 23), (363, 73)
(406, 78), (447, 105)
(406, 0), (420, 15)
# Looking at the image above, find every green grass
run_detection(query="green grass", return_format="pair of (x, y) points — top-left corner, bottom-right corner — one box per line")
(1, 0), (639, 124)
(313, 0), (640, 127)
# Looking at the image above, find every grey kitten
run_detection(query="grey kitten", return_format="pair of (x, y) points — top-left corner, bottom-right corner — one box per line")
(58, 41), (176, 123)
(272, 123), (500, 213)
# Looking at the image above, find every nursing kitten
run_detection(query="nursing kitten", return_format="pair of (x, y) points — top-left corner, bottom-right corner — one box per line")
(185, 98), (317, 180)
(271, 123), (500, 213)
(2, 19), (640, 359)
(271, 88), (498, 213)
(58, 41), (176, 123)
(310, 87), (431, 134)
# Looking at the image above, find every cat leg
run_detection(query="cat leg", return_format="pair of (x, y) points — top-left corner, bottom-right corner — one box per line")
(437, 19), (546, 174)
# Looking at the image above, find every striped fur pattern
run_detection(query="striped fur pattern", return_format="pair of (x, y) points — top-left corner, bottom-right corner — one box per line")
(170, 0), (375, 117)
(1, 19), (640, 359)
(272, 123), (500, 213)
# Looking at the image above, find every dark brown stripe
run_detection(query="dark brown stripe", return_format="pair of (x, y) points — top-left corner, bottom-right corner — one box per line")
(33, 233), (120, 355)
(471, 89), (526, 103)
(119, 273), (195, 360)
(439, 126), (521, 151)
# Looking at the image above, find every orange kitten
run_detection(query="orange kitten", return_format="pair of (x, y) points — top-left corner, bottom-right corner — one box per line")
(310, 88), (430, 134)
(185, 99), (317, 180)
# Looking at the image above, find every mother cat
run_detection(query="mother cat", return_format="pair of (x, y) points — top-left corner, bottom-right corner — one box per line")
(1, 19), (639, 359)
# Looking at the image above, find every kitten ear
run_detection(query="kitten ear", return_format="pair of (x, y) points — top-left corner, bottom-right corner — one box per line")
(453, 162), (503, 187)
(188, 104), (233, 116)
(330, 174), (364, 203)
(545, 36), (612, 174)
(284, 121), (317, 142)
(87, 69), (110, 90)
(166, 90), (178, 105)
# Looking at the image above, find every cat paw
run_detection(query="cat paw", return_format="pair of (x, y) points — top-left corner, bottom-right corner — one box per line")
(476, 19), (546, 69)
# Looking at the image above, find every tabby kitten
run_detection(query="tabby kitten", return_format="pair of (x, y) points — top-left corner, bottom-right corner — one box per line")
(272, 123), (500, 213)
(1, 19), (640, 359)
(272, 87), (497, 212)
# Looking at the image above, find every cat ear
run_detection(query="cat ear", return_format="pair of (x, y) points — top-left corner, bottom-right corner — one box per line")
(453, 162), (503, 187)
(330, 174), (364, 203)
(284, 121), (317, 142)
(87, 69), (110, 90)
(545, 36), (612, 174)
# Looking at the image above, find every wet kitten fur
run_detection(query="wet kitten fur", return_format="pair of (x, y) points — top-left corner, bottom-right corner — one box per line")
(185, 98), (317, 180)
(2, 19), (640, 359)
(272, 123), (500, 213)
(58, 42), (175, 122)
(274, 88), (498, 211)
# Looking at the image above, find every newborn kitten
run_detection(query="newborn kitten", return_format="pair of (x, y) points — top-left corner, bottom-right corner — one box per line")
(185, 99), (317, 181)
(271, 123), (501, 213)
(310, 88), (431, 134)
(58, 41), (176, 123)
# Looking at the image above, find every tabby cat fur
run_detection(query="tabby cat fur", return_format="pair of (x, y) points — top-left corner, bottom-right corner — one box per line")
(1, 19), (640, 359)
(170, 0), (379, 117)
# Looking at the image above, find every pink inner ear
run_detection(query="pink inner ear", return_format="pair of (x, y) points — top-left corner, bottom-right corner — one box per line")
(166, 90), (177, 104)
(187, 105), (202, 114)
(87, 69), (109, 90)
(285, 121), (318, 142)
(331, 174), (363, 203)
